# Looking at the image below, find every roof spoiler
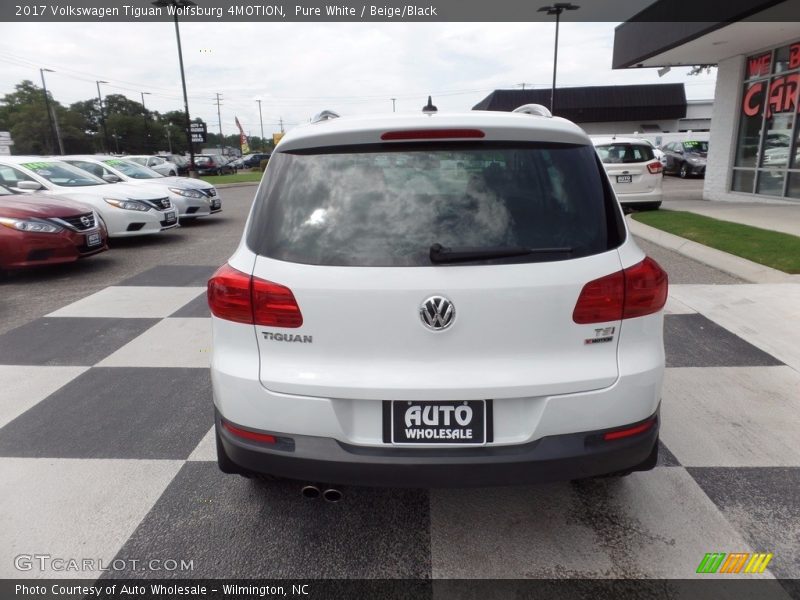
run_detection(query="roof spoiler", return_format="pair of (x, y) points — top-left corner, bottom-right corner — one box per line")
(512, 104), (552, 118)
(311, 110), (341, 124)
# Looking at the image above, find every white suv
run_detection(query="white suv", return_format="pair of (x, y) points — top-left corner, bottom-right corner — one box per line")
(209, 105), (667, 488)
(593, 136), (664, 211)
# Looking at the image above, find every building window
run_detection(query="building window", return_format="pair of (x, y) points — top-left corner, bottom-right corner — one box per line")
(733, 40), (800, 199)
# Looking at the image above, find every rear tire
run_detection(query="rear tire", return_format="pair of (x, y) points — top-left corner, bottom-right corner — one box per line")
(635, 202), (661, 211)
(679, 163), (689, 178)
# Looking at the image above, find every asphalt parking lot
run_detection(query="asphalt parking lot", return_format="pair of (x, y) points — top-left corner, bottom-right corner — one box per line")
(0, 180), (798, 587)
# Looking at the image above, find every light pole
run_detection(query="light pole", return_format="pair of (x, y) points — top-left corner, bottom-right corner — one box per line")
(152, 0), (197, 176)
(96, 80), (109, 153)
(39, 68), (61, 154)
(256, 99), (264, 150)
(538, 2), (579, 114)
(391, 98), (396, 112)
(140, 91), (152, 153)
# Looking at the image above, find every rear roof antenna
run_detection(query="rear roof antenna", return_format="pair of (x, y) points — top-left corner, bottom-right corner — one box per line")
(422, 96), (438, 114)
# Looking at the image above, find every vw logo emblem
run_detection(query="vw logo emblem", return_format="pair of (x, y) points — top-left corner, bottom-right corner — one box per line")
(80, 215), (91, 227)
(420, 296), (455, 331)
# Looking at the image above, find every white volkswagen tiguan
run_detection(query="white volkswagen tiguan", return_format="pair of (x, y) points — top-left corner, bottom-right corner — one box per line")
(209, 105), (667, 487)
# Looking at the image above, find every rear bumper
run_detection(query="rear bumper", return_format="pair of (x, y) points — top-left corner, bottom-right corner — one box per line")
(216, 408), (659, 487)
(615, 188), (663, 206)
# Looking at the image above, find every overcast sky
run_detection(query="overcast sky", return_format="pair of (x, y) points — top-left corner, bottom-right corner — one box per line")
(0, 21), (717, 139)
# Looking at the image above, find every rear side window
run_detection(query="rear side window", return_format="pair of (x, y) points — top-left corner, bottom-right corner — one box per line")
(247, 142), (624, 267)
(596, 143), (655, 164)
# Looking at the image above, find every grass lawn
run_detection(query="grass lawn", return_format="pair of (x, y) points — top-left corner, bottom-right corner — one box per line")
(199, 172), (263, 185)
(632, 210), (800, 274)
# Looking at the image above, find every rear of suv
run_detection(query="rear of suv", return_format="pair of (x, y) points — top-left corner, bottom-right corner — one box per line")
(593, 136), (664, 211)
(209, 105), (667, 487)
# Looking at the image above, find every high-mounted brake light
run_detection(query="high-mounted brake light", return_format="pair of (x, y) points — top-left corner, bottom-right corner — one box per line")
(647, 161), (663, 174)
(572, 257), (667, 324)
(207, 264), (303, 328)
(380, 129), (486, 141)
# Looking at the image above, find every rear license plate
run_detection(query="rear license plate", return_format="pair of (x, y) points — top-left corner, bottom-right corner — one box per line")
(616, 175), (633, 183)
(389, 400), (487, 444)
(86, 231), (101, 247)
(164, 210), (177, 223)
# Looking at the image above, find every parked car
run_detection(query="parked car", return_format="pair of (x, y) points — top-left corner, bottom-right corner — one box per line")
(0, 184), (107, 271)
(593, 136), (664, 211)
(61, 155), (222, 218)
(662, 141), (708, 178)
(192, 155), (235, 176)
(228, 157), (246, 170)
(127, 155), (179, 176)
(208, 105), (668, 488)
(156, 154), (190, 176)
(241, 153), (271, 168)
(0, 157), (178, 238)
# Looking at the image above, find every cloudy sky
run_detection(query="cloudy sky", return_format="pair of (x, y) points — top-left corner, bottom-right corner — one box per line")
(0, 21), (717, 138)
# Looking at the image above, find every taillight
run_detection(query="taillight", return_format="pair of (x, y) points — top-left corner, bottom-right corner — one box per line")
(647, 161), (663, 174)
(207, 264), (303, 327)
(252, 278), (303, 328)
(207, 264), (253, 324)
(622, 257), (668, 319)
(573, 257), (667, 324)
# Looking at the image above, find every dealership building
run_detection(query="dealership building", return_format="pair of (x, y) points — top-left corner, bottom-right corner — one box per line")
(613, 0), (800, 202)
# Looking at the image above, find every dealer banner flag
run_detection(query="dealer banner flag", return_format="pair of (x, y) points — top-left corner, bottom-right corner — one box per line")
(235, 116), (250, 154)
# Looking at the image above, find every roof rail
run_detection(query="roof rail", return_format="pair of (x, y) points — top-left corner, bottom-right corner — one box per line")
(512, 104), (552, 118)
(311, 110), (341, 123)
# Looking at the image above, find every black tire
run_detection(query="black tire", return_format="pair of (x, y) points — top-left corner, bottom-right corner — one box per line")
(168, 170), (176, 176)
(636, 202), (662, 211)
(679, 163), (690, 178)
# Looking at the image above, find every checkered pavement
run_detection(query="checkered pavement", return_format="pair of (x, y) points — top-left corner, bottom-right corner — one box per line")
(0, 266), (798, 584)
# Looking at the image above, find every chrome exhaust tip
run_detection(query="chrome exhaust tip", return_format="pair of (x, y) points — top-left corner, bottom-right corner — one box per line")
(322, 488), (343, 503)
(301, 485), (321, 499)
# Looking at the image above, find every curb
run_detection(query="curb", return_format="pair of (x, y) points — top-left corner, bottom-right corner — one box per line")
(627, 215), (798, 284)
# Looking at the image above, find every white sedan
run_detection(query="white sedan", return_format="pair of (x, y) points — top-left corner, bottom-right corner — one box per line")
(126, 155), (179, 177)
(60, 155), (221, 218)
(0, 157), (178, 237)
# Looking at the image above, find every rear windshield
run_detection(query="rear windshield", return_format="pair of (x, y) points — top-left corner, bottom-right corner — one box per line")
(595, 143), (655, 164)
(247, 142), (624, 267)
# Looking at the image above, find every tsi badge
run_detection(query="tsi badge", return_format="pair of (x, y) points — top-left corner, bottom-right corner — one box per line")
(585, 326), (615, 345)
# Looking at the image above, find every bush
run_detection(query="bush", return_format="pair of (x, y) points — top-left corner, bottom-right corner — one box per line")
(259, 158), (270, 171)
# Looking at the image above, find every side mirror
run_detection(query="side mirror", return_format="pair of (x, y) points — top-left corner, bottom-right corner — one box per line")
(17, 180), (43, 191)
(102, 174), (122, 183)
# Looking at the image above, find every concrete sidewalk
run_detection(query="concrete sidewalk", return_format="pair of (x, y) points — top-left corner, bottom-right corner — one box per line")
(662, 199), (800, 237)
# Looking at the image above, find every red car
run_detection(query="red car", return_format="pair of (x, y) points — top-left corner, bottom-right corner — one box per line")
(0, 185), (108, 271)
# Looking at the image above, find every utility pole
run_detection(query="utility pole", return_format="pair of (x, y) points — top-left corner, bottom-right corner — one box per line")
(279, 117), (284, 133)
(140, 91), (152, 153)
(166, 127), (172, 153)
(256, 99), (264, 150)
(391, 98), (396, 112)
(39, 68), (59, 154)
(96, 80), (109, 153)
(215, 92), (224, 155)
(516, 83), (533, 90)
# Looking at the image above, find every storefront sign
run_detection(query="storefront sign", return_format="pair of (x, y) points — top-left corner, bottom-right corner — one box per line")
(742, 42), (800, 119)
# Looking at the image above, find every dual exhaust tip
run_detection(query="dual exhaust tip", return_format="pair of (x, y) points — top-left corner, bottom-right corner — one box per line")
(301, 485), (343, 503)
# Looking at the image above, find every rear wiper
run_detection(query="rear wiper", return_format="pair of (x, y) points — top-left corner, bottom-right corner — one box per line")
(429, 243), (573, 264)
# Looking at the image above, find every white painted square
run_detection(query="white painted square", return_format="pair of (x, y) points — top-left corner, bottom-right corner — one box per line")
(97, 318), (211, 368)
(0, 458), (183, 579)
(430, 468), (768, 579)
(668, 284), (800, 371)
(47, 287), (205, 319)
(0, 366), (88, 428)
(661, 366), (800, 467)
(188, 426), (216, 461)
